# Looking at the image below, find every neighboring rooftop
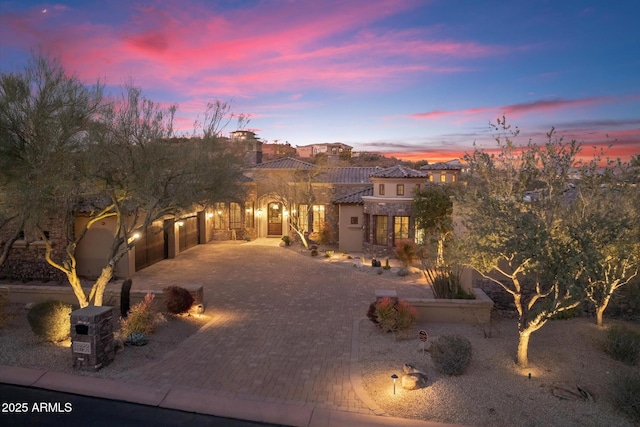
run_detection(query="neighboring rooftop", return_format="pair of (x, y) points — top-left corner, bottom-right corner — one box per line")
(370, 165), (428, 179)
(251, 157), (315, 170)
(420, 160), (465, 171)
(332, 187), (373, 204)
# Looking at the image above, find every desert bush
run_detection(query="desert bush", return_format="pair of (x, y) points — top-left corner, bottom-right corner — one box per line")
(395, 241), (418, 267)
(369, 297), (417, 333)
(430, 335), (473, 375)
(120, 293), (156, 337)
(310, 249), (318, 256)
(163, 286), (194, 315)
(27, 300), (73, 342)
(281, 235), (290, 246)
(423, 266), (474, 299)
(605, 325), (640, 366)
(612, 368), (640, 423)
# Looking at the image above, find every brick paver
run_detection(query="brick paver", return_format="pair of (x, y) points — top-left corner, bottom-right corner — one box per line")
(112, 239), (429, 414)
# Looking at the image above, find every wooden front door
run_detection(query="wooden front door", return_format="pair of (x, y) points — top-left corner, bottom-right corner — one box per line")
(267, 202), (283, 236)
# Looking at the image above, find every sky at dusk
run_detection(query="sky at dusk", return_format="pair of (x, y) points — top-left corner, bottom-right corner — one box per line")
(1, 0), (639, 162)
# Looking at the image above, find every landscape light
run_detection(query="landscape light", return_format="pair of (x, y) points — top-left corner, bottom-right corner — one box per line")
(391, 374), (398, 395)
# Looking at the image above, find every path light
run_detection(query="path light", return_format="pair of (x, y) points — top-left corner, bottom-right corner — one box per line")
(391, 374), (398, 395)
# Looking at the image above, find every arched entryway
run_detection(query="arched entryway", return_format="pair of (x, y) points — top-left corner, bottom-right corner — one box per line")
(267, 201), (283, 236)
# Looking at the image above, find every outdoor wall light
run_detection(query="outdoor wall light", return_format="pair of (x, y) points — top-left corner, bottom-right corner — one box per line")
(206, 212), (213, 219)
(283, 210), (289, 217)
(391, 374), (398, 395)
(256, 208), (262, 217)
(291, 209), (296, 214)
(176, 221), (184, 227)
(127, 232), (141, 244)
(217, 210), (223, 215)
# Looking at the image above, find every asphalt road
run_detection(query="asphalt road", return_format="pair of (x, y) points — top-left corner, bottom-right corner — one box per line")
(0, 383), (286, 427)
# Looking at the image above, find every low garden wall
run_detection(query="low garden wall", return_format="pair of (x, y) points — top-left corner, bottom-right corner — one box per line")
(0, 284), (204, 312)
(398, 289), (493, 324)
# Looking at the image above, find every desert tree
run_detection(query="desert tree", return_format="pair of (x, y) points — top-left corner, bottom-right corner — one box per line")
(254, 161), (319, 249)
(413, 183), (454, 267)
(460, 117), (583, 367)
(569, 151), (640, 326)
(0, 53), (104, 277)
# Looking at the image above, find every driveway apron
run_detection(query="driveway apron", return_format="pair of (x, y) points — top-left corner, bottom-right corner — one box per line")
(113, 240), (428, 414)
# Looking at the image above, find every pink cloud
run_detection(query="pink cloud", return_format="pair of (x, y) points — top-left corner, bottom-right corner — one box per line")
(0, 0), (507, 99)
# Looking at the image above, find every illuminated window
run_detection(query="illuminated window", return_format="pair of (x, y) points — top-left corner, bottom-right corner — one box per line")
(298, 204), (309, 232)
(394, 216), (410, 241)
(379, 184), (385, 195)
(374, 215), (388, 245)
(312, 205), (325, 231)
(396, 184), (404, 196)
(230, 202), (242, 229)
(440, 172), (447, 183)
(213, 202), (225, 229)
(429, 175), (434, 182)
(452, 174), (457, 183)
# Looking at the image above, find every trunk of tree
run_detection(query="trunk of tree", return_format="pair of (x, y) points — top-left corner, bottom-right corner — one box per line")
(517, 330), (531, 368)
(66, 271), (89, 308)
(436, 237), (444, 267)
(595, 301), (608, 327)
(90, 264), (115, 306)
(293, 228), (309, 249)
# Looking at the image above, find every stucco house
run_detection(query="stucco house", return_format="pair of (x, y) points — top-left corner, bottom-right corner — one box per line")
(420, 160), (467, 184)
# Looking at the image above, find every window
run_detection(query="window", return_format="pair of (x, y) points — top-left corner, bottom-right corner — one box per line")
(374, 215), (388, 245)
(440, 172), (447, 183)
(394, 216), (410, 242)
(230, 202), (242, 229)
(429, 175), (434, 182)
(213, 202), (225, 229)
(244, 202), (254, 228)
(379, 184), (385, 195)
(350, 216), (359, 225)
(298, 204), (309, 232)
(396, 184), (404, 196)
(452, 174), (457, 183)
(312, 204), (325, 231)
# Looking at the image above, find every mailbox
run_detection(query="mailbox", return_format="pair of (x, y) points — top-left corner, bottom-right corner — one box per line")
(70, 306), (115, 370)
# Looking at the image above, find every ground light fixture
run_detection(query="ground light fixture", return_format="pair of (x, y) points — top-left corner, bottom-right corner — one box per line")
(391, 374), (398, 395)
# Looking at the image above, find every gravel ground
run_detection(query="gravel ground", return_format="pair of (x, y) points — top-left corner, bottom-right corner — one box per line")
(358, 316), (639, 427)
(0, 303), (207, 380)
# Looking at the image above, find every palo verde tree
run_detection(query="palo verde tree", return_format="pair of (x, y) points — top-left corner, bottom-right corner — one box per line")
(460, 117), (583, 367)
(569, 152), (640, 327)
(0, 53), (104, 274)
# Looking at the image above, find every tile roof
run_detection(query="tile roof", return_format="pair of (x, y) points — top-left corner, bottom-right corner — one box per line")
(315, 167), (381, 184)
(252, 157), (315, 170)
(333, 187), (373, 204)
(370, 165), (428, 178)
(420, 160), (464, 171)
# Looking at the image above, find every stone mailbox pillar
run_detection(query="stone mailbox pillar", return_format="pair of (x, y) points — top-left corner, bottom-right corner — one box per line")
(70, 306), (115, 370)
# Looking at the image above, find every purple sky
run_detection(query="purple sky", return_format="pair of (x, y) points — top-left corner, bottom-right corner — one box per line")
(1, 0), (638, 162)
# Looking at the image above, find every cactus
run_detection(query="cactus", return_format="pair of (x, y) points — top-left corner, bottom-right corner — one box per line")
(120, 278), (133, 318)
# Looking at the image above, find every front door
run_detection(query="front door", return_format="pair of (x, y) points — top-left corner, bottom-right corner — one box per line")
(267, 202), (283, 236)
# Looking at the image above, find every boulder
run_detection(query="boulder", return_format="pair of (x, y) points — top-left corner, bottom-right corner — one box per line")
(401, 364), (428, 390)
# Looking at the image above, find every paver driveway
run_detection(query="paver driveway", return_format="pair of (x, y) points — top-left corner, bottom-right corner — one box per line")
(114, 239), (429, 415)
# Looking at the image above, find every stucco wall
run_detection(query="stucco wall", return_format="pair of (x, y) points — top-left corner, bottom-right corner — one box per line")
(338, 205), (364, 252)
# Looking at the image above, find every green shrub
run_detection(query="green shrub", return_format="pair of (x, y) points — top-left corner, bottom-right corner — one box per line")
(120, 293), (156, 337)
(310, 249), (318, 256)
(163, 286), (194, 315)
(612, 368), (640, 423)
(281, 235), (291, 246)
(27, 300), (73, 342)
(431, 335), (473, 375)
(605, 325), (640, 366)
(369, 298), (417, 333)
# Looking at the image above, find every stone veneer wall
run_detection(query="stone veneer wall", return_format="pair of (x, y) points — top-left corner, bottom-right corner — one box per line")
(0, 217), (67, 282)
(362, 200), (414, 258)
